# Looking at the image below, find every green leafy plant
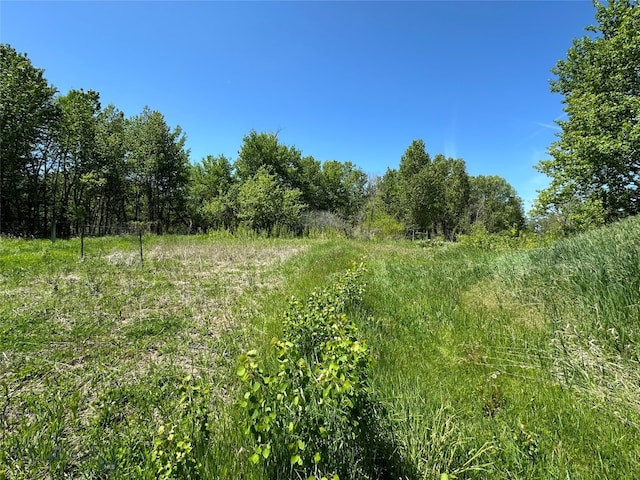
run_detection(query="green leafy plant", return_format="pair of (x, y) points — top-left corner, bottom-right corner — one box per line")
(151, 376), (212, 480)
(238, 263), (399, 479)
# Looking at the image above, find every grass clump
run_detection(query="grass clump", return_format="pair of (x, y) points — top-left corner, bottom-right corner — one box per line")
(496, 215), (640, 430)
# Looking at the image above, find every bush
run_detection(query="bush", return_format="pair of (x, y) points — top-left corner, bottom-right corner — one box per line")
(238, 263), (406, 479)
(458, 224), (546, 251)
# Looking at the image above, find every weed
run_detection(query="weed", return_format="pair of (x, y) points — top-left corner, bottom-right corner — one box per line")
(238, 263), (409, 479)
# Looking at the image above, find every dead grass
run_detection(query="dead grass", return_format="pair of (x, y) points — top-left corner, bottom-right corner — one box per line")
(552, 323), (640, 430)
(0, 238), (309, 458)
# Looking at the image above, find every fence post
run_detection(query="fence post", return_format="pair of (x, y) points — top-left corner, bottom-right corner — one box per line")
(139, 229), (144, 265)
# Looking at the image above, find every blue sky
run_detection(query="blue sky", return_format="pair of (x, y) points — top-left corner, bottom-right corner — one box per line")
(2, 1), (597, 210)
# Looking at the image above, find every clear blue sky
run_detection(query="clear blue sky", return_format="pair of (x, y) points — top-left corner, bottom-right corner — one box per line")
(1, 1), (597, 210)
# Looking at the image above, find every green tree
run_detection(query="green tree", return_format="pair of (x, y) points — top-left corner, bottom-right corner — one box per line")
(319, 160), (368, 223)
(52, 89), (102, 236)
(385, 141), (474, 238)
(433, 155), (470, 239)
(235, 130), (302, 189)
(398, 139), (430, 178)
(535, 0), (640, 224)
(376, 168), (403, 221)
(297, 155), (323, 209)
(93, 104), (129, 234)
(189, 154), (235, 230)
(237, 167), (305, 234)
(397, 139), (432, 232)
(0, 44), (58, 235)
(468, 175), (525, 233)
(531, 195), (604, 236)
(126, 107), (190, 233)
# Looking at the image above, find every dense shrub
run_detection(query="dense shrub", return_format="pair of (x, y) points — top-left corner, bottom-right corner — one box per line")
(238, 263), (406, 479)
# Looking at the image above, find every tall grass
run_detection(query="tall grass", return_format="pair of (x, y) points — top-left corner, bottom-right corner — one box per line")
(495, 216), (640, 431)
(2, 218), (639, 479)
(357, 220), (640, 478)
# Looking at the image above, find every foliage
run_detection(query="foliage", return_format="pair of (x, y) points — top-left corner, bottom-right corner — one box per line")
(93, 105), (130, 234)
(0, 43), (58, 236)
(535, 0), (640, 224)
(359, 200), (406, 240)
(151, 377), (212, 480)
(433, 154), (470, 239)
(1, 44), (193, 238)
(235, 130), (303, 190)
(531, 194), (605, 237)
(238, 263), (406, 479)
(52, 89), (102, 236)
(318, 160), (368, 224)
(188, 154), (236, 230)
(378, 139), (522, 239)
(457, 223), (545, 251)
(375, 168), (404, 222)
(126, 107), (191, 233)
(468, 175), (525, 233)
(1, 43), (525, 240)
(237, 167), (305, 234)
(397, 139), (437, 233)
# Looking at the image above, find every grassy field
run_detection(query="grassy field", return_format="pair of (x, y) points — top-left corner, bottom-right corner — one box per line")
(1, 219), (639, 479)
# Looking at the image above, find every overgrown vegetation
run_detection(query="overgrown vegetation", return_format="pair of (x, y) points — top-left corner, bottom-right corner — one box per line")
(2, 216), (639, 478)
(238, 263), (410, 479)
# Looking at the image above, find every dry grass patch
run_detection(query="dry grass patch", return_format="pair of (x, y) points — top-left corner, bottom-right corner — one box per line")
(552, 323), (640, 430)
(461, 279), (546, 333)
(0, 237), (309, 472)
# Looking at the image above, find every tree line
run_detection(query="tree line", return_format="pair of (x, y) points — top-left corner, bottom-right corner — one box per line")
(1, 43), (524, 239)
(372, 139), (524, 239)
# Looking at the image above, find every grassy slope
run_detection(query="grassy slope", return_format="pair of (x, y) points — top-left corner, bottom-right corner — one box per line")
(359, 217), (640, 479)
(1, 218), (639, 478)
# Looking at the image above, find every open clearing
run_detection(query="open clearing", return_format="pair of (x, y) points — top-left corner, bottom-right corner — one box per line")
(1, 223), (639, 479)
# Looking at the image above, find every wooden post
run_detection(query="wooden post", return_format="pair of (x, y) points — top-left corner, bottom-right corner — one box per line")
(139, 229), (144, 265)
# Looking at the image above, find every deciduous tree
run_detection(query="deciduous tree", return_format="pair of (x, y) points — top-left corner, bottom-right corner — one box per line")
(126, 107), (190, 232)
(236, 130), (302, 189)
(0, 44), (58, 235)
(535, 0), (640, 224)
(468, 175), (525, 233)
(52, 89), (101, 236)
(237, 167), (305, 234)
(189, 154), (235, 230)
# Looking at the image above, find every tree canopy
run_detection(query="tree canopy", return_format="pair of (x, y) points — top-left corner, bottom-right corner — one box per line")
(534, 0), (640, 230)
(1, 42), (527, 238)
(0, 44), (58, 235)
(377, 140), (523, 239)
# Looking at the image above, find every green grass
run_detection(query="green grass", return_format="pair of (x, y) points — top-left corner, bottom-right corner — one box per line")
(357, 218), (640, 479)
(1, 219), (639, 478)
